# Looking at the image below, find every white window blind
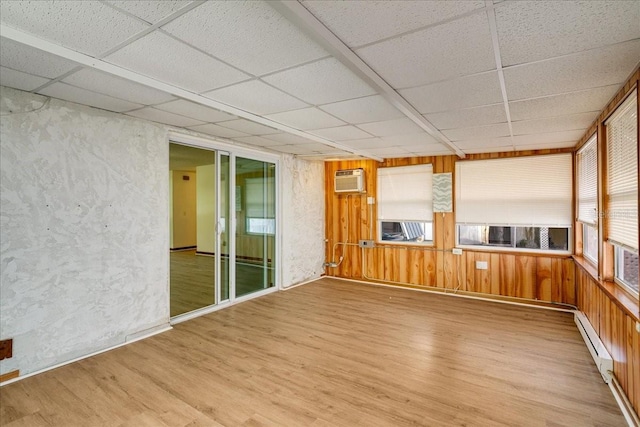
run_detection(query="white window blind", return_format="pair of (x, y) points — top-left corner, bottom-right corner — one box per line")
(377, 164), (433, 221)
(456, 154), (573, 226)
(577, 135), (598, 225)
(606, 90), (638, 251)
(246, 177), (275, 218)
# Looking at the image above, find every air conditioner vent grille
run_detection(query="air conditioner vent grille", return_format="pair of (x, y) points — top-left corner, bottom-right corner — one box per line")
(335, 169), (365, 193)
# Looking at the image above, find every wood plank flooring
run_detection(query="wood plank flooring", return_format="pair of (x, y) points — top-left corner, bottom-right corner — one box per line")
(0, 278), (625, 426)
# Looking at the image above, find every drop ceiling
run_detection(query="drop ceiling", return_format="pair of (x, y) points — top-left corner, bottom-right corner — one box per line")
(1, 0), (638, 160)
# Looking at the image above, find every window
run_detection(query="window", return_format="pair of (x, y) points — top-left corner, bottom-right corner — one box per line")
(245, 176), (275, 235)
(456, 154), (572, 252)
(606, 90), (638, 296)
(377, 164), (433, 244)
(577, 135), (598, 264)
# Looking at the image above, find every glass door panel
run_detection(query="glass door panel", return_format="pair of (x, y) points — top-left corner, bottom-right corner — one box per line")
(235, 157), (276, 297)
(219, 153), (230, 301)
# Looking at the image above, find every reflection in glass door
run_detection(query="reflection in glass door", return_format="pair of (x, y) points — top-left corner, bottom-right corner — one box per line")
(235, 157), (276, 297)
(218, 153), (230, 302)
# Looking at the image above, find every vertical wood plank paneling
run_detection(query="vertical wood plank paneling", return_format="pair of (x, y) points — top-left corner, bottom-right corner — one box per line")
(562, 259), (576, 306)
(537, 257), (552, 301)
(500, 255), (516, 297)
(516, 256), (537, 299)
(490, 253), (500, 295)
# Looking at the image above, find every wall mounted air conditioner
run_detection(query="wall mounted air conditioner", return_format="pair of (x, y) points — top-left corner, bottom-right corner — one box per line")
(335, 169), (365, 193)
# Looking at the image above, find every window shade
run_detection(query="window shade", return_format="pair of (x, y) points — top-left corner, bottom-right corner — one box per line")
(246, 177), (275, 218)
(377, 164), (433, 221)
(606, 90), (638, 251)
(456, 154), (572, 226)
(577, 135), (598, 225)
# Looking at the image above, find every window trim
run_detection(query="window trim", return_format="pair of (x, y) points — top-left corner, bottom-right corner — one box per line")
(377, 221), (434, 246)
(582, 223), (598, 267)
(456, 224), (572, 255)
(613, 245), (639, 298)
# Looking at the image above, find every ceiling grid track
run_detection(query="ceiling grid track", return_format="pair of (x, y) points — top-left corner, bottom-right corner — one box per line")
(485, 0), (515, 150)
(0, 24), (383, 162)
(270, 0), (466, 158)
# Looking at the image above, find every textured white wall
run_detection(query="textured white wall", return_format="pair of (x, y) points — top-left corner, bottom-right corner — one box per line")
(280, 155), (325, 287)
(0, 87), (170, 376)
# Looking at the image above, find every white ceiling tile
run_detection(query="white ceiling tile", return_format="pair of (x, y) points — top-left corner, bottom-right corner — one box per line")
(126, 107), (205, 127)
(263, 133), (316, 145)
(0, 38), (78, 78)
(106, 31), (249, 93)
(356, 118), (424, 137)
(513, 141), (577, 151)
(380, 133), (440, 146)
(404, 144), (454, 156)
(340, 137), (386, 150)
(509, 85), (619, 121)
(38, 82), (143, 113)
(442, 123), (511, 141)
(262, 58), (376, 105)
(309, 125), (373, 141)
(0, 1), (148, 56)
(162, 1), (328, 76)
(268, 144), (322, 155)
(266, 107), (345, 130)
(400, 72), (503, 114)
(464, 145), (514, 154)
(365, 146), (412, 157)
(0, 67), (49, 91)
(424, 104), (507, 129)
(302, 0), (485, 47)
(512, 130), (584, 146)
(504, 40), (640, 101)
(105, 1), (192, 24)
(356, 12), (495, 88)
(217, 119), (280, 135)
(319, 95), (403, 124)
(203, 80), (308, 115)
(233, 136), (284, 147)
(155, 99), (237, 123)
(62, 68), (175, 105)
(186, 124), (248, 139)
(455, 137), (513, 149)
(496, 0), (640, 66)
(511, 112), (598, 136)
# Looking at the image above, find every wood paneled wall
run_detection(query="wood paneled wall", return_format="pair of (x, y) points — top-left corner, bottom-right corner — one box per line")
(576, 265), (639, 415)
(324, 151), (576, 306)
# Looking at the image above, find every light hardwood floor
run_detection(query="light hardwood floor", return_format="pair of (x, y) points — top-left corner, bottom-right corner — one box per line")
(0, 278), (625, 426)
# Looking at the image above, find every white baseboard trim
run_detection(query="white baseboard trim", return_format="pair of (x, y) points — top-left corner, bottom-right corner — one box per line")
(609, 373), (640, 427)
(0, 324), (172, 387)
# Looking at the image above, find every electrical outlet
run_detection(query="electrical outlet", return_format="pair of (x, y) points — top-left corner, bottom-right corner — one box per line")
(359, 239), (375, 248)
(636, 321), (640, 333)
(476, 261), (488, 270)
(0, 339), (13, 360)
(367, 197), (375, 205)
(452, 248), (463, 255)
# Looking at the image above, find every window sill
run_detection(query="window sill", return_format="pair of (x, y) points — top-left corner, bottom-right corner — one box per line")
(457, 245), (571, 257)
(573, 255), (640, 321)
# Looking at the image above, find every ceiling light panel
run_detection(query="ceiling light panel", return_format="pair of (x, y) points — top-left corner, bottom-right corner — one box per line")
(126, 107), (205, 127)
(511, 112), (599, 136)
(442, 123), (511, 141)
(302, 0), (484, 48)
(203, 80), (308, 115)
(424, 104), (507, 130)
(162, 1), (328, 76)
(0, 0), (148, 56)
(0, 66), (49, 91)
(0, 37), (77, 78)
(496, 0), (640, 66)
(186, 123), (248, 139)
(266, 107), (345, 130)
(217, 119), (280, 135)
(309, 125), (373, 141)
(356, 118), (424, 137)
(62, 68), (175, 105)
(262, 57), (376, 105)
(319, 95), (403, 124)
(105, 1), (193, 24)
(105, 31), (249, 93)
(355, 12), (495, 88)
(399, 72), (503, 114)
(38, 82), (143, 113)
(504, 40), (640, 101)
(154, 99), (237, 123)
(509, 84), (619, 121)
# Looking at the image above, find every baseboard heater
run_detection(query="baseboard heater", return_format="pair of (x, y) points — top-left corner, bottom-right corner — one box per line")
(574, 311), (613, 383)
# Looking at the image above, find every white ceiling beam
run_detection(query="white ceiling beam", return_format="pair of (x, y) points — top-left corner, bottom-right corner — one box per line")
(270, 0), (466, 159)
(0, 24), (383, 162)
